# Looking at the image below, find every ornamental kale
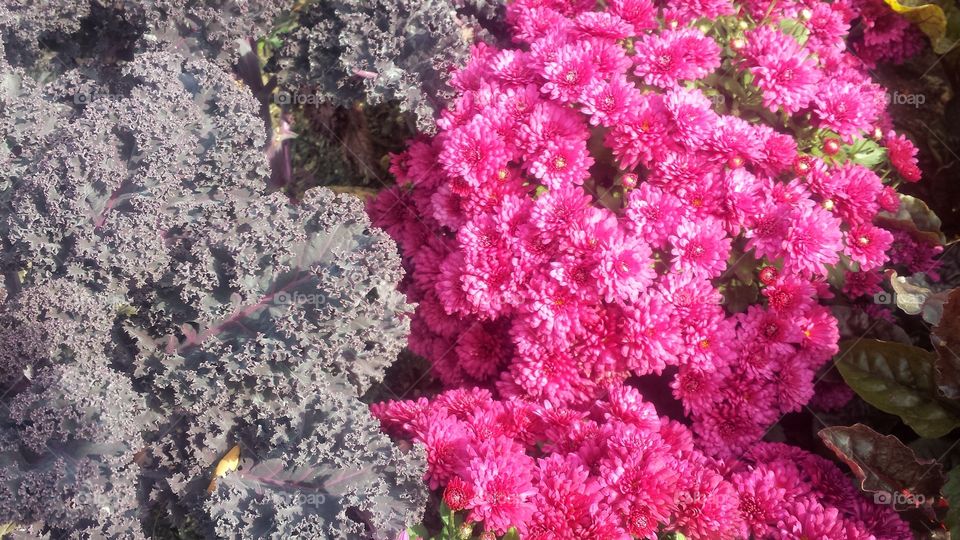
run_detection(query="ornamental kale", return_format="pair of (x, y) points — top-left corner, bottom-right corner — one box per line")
(275, 0), (501, 131)
(0, 0), (289, 73)
(0, 27), (424, 539)
(0, 281), (146, 539)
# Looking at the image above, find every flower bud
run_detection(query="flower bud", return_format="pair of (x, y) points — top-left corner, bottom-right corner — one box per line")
(793, 156), (812, 175)
(822, 138), (841, 155)
(759, 266), (779, 285)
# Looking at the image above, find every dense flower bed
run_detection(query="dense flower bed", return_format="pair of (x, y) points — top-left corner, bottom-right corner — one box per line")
(369, 0), (932, 537)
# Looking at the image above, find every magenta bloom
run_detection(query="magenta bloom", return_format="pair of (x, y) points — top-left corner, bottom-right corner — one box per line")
(410, 410), (471, 489)
(812, 79), (883, 138)
(634, 28), (721, 88)
(595, 233), (655, 304)
(528, 140), (594, 188)
(845, 223), (894, 271)
(367, 2), (923, 536)
(607, 0), (657, 31)
(606, 93), (673, 168)
(580, 75), (641, 126)
(670, 218), (732, 279)
(885, 130), (922, 182)
(626, 183), (687, 247)
(742, 26), (821, 113)
(465, 437), (537, 534)
(782, 205), (844, 277)
(439, 117), (510, 187)
(540, 41), (598, 103)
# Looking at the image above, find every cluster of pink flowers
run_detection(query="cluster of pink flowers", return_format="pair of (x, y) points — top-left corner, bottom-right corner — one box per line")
(374, 386), (910, 538)
(368, 0), (928, 536)
(848, 0), (928, 66)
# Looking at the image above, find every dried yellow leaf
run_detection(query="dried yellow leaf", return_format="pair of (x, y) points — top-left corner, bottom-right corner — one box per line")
(207, 445), (241, 494)
(883, 0), (957, 54)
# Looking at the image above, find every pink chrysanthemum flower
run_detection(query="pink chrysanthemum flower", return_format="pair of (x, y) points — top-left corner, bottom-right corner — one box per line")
(530, 186), (591, 234)
(795, 306), (840, 358)
(527, 454), (607, 538)
(775, 498), (856, 539)
(731, 468), (792, 537)
(843, 269), (883, 298)
(813, 162), (883, 225)
(672, 365), (724, 414)
(877, 185), (901, 212)
(804, 3), (849, 59)
(663, 0), (735, 24)
(439, 117), (511, 187)
(885, 130), (922, 182)
(782, 205), (844, 277)
(580, 75), (641, 127)
(606, 93), (673, 168)
(369, 397), (430, 439)
(845, 223), (894, 271)
(410, 410), (471, 489)
(762, 276), (816, 314)
(465, 437), (537, 534)
(607, 0), (657, 31)
(709, 115), (765, 168)
(633, 28), (722, 88)
(625, 183), (687, 247)
(812, 79), (882, 138)
(742, 26), (821, 113)
(444, 476), (475, 511)
(540, 41), (598, 103)
(670, 218), (733, 279)
(595, 233), (655, 304)
(620, 295), (684, 374)
(528, 140), (594, 188)
(672, 463), (746, 539)
(573, 11), (635, 40)
(456, 322), (513, 381)
(518, 101), (589, 154)
(508, 6), (572, 45)
(664, 87), (718, 148)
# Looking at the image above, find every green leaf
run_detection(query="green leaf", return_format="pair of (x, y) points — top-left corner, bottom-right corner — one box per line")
(847, 138), (887, 168)
(406, 524), (430, 540)
(834, 339), (960, 438)
(439, 501), (455, 530)
(438, 501), (469, 540)
(900, 195), (945, 234)
(502, 527), (520, 540)
(876, 195), (946, 249)
(819, 424), (946, 503)
(944, 467), (960, 533)
(778, 18), (810, 45)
